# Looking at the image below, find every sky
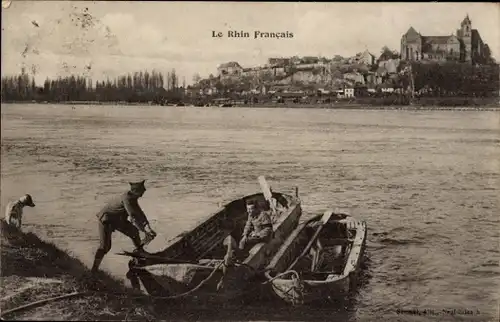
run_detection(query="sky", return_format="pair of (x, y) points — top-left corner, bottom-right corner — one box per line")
(1, 1), (499, 85)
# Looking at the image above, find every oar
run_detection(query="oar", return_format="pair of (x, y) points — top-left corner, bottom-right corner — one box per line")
(258, 175), (276, 213)
(115, 251), (199, 265)
(286, 209), (334, 271)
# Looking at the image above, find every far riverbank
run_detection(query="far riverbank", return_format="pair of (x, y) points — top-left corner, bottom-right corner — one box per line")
(2, 101), (499, 111)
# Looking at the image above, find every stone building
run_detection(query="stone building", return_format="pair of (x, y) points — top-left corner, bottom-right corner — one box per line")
(350, 50), (376, 66)
(400, 14), (486, 64)
(217, 62), (243, 77)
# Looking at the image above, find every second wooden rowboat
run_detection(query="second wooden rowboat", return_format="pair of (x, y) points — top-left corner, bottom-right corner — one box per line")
(264, 209), (367, 305)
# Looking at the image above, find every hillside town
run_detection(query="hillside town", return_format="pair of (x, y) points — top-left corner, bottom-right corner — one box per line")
(186, 14), (498, 106)
(1, 14), (498, 107)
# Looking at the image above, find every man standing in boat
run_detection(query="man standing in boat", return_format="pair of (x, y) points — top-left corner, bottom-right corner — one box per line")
(91, 179), (157, 274)
(238, 199), (274, 251)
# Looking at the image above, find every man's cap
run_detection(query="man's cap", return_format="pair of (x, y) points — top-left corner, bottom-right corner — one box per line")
(245, 199), (257, 206)
(20, 194), (35, 207)
(129, 178), (146, 184)
(129, 179), (146, 192)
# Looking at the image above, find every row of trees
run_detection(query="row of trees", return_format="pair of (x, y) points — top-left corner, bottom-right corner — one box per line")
(411, 62), (499, 97)
(1, 72), (37, 102)
(1, 69), (186, 103)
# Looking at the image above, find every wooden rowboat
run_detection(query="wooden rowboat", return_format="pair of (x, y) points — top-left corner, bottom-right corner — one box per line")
(264, 209), (367, 305)
(122, 178), (302, 302)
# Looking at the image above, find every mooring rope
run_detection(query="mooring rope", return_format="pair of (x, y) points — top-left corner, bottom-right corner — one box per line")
(262, 270), (300, 284)
(264, 269), (305, 305)
(0, 291), (90, 317)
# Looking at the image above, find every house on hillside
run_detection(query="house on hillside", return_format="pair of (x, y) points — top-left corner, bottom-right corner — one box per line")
(185, 86), (199, 97)
(218, 62), (243, 77)
(295, 64), (318, 71)
(200, 87), (218, 95)
(344, 72), (365, 85)
(242, 68), (253, 76)
(271, 66), (287, 77)
(242, 67), (261, 77)
(400, 14), (487, 63)
(350, 50), (376, 65)
(344, 87), (355, 98)
(366, 72), (383, 86)
(268, 58), (291, 66)
(358, 50), (376, 65)
(378, 50), (400, 63)
(317, 88), (331, 95)
(377, 59), (400, 75)
(318, 57), (331, 65)
(250, 85), (268, 95)
(290, 56), (301, 65)
(379, 82), (395, 93)
(300, 56), (320, 64)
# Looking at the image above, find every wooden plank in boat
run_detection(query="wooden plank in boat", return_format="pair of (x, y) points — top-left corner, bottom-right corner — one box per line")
(258, 176), (272, 201)
(286, 210), (334, 271)
(258, 175), (277, 213)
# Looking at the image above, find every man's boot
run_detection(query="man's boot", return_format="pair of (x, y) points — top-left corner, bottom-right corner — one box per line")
(91, 249), (106, 274)
(132, 245), (148, 256)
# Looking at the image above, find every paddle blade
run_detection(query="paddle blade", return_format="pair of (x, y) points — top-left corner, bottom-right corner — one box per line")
(258, 175), (273, 201)
(321, 209), (334, 224)
(116, 252), (196, 264)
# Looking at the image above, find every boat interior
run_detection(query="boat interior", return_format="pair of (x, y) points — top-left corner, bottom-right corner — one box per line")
(142, 192), (294, 266)
(270, 216), (356, 281)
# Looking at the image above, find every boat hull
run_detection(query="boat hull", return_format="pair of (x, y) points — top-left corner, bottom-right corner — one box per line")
(268, 274), (351, 305)
(264, 212), (367, 305)
(126, 191), (302, 302)
(130, 262), (257, 302)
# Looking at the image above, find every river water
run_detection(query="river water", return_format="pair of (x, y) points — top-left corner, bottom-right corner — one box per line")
(1, 104), (499, 321)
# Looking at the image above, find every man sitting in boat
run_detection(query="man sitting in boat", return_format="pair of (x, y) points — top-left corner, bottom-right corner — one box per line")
(238, 199), (274, 251)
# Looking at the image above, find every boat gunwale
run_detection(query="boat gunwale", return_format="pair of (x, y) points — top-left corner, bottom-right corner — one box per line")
(160, 191), (300, 253)
(264, 214), (367, 286)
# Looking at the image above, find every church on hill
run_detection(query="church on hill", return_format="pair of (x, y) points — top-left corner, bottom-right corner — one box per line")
(400, 14), (487, 64)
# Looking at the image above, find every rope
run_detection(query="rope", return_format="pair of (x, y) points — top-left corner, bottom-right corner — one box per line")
(264, 270), (304, 305)
(0, 291), (90, 317)
(290, 273), (304, 305)
(262, 270), (300, 284)
(120, 259), (226, 300)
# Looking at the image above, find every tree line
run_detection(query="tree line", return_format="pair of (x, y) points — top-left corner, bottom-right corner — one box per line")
(1, 68), (186, 103)
(411, 62), (499, 97)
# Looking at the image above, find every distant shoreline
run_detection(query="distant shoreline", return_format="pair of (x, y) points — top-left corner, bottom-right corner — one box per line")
(1, 101), (499, 112)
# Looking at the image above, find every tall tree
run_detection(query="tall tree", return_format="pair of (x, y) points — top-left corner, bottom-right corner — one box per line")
(192, 73), (201, 84)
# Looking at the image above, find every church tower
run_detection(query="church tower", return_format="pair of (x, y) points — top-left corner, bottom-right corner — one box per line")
(460, 14), (472, 62)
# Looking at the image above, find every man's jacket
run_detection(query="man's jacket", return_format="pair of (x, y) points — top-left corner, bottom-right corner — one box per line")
(96, 192), (149, 229)
(243, 210), (273, 238)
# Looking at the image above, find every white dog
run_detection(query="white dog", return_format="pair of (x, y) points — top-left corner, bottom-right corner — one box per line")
(5, 194), (36, 228)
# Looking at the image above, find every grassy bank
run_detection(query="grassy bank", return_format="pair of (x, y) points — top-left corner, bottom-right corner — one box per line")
(0, 220), (158, 320)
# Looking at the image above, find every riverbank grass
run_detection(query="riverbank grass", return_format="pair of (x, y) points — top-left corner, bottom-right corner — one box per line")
(0, 219), (158, 320)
